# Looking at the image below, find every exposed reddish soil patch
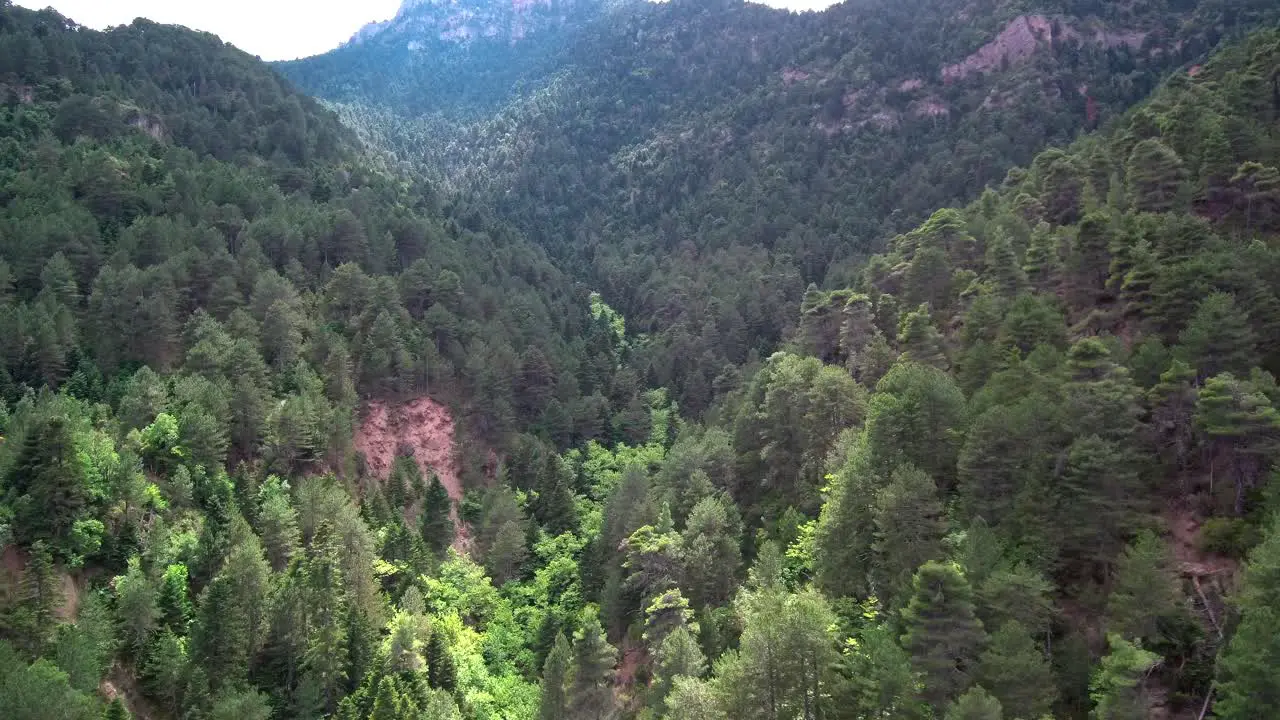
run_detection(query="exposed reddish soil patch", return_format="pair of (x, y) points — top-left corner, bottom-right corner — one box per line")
(354, 397), (470, 547)
(943, 15), (1147, 83)
(1164, 498), (1237, 579)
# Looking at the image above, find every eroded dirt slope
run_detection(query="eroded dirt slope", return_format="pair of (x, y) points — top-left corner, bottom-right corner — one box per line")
(354, 397), (469, 545)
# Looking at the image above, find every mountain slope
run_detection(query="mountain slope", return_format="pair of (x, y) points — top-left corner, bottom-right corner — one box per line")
(282, 0), (1280, 416)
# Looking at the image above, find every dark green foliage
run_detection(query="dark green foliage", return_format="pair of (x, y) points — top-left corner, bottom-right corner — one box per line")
(420, 475), (454, 558)
(976, 621), (1056, 720)
(1215, 514), (1280, 719)
(900, 562), (988, 713)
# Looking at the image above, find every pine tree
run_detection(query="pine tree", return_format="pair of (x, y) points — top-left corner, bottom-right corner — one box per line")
(1022, 222), (1062, 293)
(102, 698), (131, 720)
(425, 628), (456, 692)
(866, 361), (967, 487)
(1177, 292), (1257, 380)
(1148, 359), (1199, 471)
(976, 621), (1056, 720)
(567, 614), (617, 720)
(1127, 139), (1187, 213)
(814, 435), (878, 599)
(1090, 634), (1158, 720)
(256, 475), (300, 572)
(651, 625), (706, 714)
(944, 686), (1003, 720)
(984, 230), (1026, 297)
(301, 524), (349, 714)
(898, 305), (949, 370)
(900, 561), (988, 713)
(1214, 514), (1280, 719)
(420, 475), (454, 558)
(872, 464), (946, 606)
(114, 556), (160, 654)
(7, 418), (88, 555)
(1105, 531), (1181, 646)
(539, 632), (571, 720)
(680, 494), (742, 609)
(1056, 435), (1144, 572)
(1196, 373), (1280, 515)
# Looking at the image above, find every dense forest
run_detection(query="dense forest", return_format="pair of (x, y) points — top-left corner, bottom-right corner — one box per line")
(4, 0), (1280, 719)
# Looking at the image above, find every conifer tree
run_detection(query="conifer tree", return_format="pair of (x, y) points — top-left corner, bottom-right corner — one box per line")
(814, 435), (878, 599)
(1148, 359), (1199, 471)
(114, 557), (160, 655)
(976, 621), (1056, 720)
(420, 475), (455, 558)
(898, 304), (949, 370)
(944, 686), (1003, 720)
(1196, 373), (1280, 515)
(1214, 515), (1280, 719)
(1090, 634), (1158, 720)
(539, 632), (571, 720)
(984, 230), (1026, 297)
(900, 561), (988, 713)
(567, 614), (617, 720)
(1105, 531), (1181, 647)
(872, 464), (946, 606)
(1127, 139), (1187, 213)
(1022, 222), (1062, 293)
(425, 628), (456, 692)
(1177, 292), (1257, 380)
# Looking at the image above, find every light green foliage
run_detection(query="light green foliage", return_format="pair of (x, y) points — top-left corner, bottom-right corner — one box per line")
(944, 686), (1004, 720)
(1089, 634), (1158, 720)
(0, 642), (101, 720)
(714, 587), (838, 720)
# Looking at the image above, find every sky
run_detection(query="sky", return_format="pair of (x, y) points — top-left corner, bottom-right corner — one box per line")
(13, 0), (839, 61)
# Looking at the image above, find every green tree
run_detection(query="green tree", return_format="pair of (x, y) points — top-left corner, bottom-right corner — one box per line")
(425, 628), (456, 692)
(1215, 514), (1280, 719)
(567, 613), (617, 720)
(976, 621), (1056, 720)
(420, 475), (455, 557)
(114, 556), (160, 654)
(6, 418), (88, 557)
(1177, 292), (1257, 380)
(813, 434), (878, 599)
(651, 625), (706, 714)
(866, 361), (967, 487)
(680, 494), (743, 609)
(1127, 139), (1187, 213)
(715, 587), (838, 720)
(256, 475), (300, 572)
(871, 464), (946, 606)
(1105, 531), (1181, 647)
(897, 304), (949, 370)
(900, 561), (988, 713)
(1090, 634), (1158, 720)
(539, 632), (571, 720)
(1196, 373), (1280, 515)
(944, 686), (1004, 720)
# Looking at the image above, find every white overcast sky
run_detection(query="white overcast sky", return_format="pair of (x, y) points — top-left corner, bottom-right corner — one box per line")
(13, 0), (838, 61)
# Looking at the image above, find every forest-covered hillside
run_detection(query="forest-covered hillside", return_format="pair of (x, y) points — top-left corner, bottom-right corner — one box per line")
(282, 0), (1280, 419)
(5, 0), (1280, 719)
